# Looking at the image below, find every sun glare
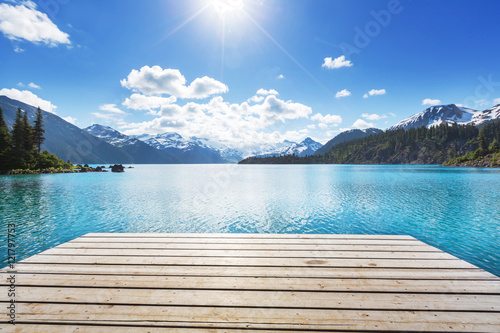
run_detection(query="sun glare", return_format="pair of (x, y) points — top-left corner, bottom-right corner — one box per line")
(212, 0), (244, 19)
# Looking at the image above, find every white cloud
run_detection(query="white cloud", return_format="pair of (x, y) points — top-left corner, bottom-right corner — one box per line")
(28, 82), (41, 89)
(256, 88), (279, 96)
(99, 104), (126, 115)
(13, 46), (25, 52)
(363, 89), (386, 98)
(389, 112), (396, 117)
(276, 74), (285, 80)
(92, 104), (129, 125)
(362, 113), (386, 121)
(335, 89), (351, 99)
(307, 124), (316, 129)
(62, 116), (77, 125)
(422, 98), (441, 106)
(247, 95), (265, 103)
(17, 82), (25, 87)
(121, 94), (312, 150)
(493, 98), (500, 105)
(92, 112), (124, 123)
(353, 119), (375, 129)
(0, 88), (56, 113)
(318, 123), (328, 130)
(475, 99), (489, 107)
(322, 55), (353, 69)
(120, 66), (228, 99)
(122, 94), (177, 111)
(311, 113), (342, 125)
(0, 1), (70, 46)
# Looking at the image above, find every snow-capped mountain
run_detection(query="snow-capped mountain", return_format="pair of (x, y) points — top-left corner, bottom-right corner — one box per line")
(142, 132), (193, 150)
(314, 128), (383, 156)
(84, 124), (180, 163)
(85, 125), (245, 163)
(389, 104), (500, 131)
(254, 137), (323, 158)
(141, 133), (243, 163)
(85, 124), (139, 147)
(472, 104), (500, 126)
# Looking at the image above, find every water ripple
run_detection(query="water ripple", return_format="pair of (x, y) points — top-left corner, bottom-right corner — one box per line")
(0, 165), (499, 276)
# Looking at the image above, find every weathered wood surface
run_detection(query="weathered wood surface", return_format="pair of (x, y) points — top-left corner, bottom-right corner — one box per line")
(1, 233), (499, 332)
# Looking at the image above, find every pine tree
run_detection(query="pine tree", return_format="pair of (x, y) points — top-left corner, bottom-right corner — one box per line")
(0, 106), (10, 154)
(489, 139), (499, 153)
(33, 107), (45, 153)
(22, 113), (34, 152)
(11, 107), (25, 165)
(478, 129), (487, 154)
(0, 107), (11, 170)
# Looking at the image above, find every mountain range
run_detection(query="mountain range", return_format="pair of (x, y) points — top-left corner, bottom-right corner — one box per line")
(389, 104), (500, 131)
(86, 125), (323, 162)
(314, 128), (383, 156)
(252, 137), (323, 158)
(0, 95), (324, 163)
(0, 96), (134, 164)
(86, 126), (230, 164)
(2, 95), (500, 164)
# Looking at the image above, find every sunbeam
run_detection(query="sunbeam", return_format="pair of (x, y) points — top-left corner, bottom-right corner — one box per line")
(242, 10), (332, 97)
(221, 17), (226, 80)
(163, 3), (212, 40)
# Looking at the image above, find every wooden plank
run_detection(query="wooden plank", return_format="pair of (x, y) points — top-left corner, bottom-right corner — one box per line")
(57, 242), (440, 252)
(14, 263), (497, 279)
(7, 273), (500, 293)
(3, 233), (499, 332)
(82, 233), (417, 240)
(1, 325), (330, 333)
(69, 237), (423, 245)
(20, 254), (475, 269)
(15, 303), (500, 332)
(14, 287), (500, 311)
(39, 248), (457, 260)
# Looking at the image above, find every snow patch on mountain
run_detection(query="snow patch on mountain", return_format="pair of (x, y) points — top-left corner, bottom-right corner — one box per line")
(85, 124), (139, 146)
(389, 104), (499, 131)
(253, 137), (322, 158)
(138, 132), (244, 163)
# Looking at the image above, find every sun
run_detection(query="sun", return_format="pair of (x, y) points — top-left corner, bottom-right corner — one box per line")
(212, 0), (244, 19)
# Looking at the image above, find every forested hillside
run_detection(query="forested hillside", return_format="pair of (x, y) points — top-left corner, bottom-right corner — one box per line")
(239, 121), (500, 165)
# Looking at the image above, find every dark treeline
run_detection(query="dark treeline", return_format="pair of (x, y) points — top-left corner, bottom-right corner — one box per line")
(0, 106), (72, 171)
(239, 121), (500, 165)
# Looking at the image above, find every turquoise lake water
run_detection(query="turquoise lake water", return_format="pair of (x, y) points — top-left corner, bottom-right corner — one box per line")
(1, 164), (499, 276)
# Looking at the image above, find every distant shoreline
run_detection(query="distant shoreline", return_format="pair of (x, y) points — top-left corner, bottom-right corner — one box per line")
(0, 164), (128, 175)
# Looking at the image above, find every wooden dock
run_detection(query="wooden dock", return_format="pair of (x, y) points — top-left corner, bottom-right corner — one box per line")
(2, 233), (500, 332)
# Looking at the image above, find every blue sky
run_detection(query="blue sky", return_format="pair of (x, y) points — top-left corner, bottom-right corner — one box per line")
(1, 0), (500, 148)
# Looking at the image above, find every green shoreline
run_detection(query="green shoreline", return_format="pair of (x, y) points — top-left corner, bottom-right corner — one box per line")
(1, 164), (127, 175)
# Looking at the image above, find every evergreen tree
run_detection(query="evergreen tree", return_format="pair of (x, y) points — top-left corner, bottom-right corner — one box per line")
(22, 113), (36, 169)
(0, 107), (11, 170)
(23, 113), (34, 152)
(0, 106), (10, 153)
(11, 107), (25, 166)
(489, 139), (500, 153)
(0, 105), (74, 172)
(478, 129), (487, 153)
(33, 107), (45, 153)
